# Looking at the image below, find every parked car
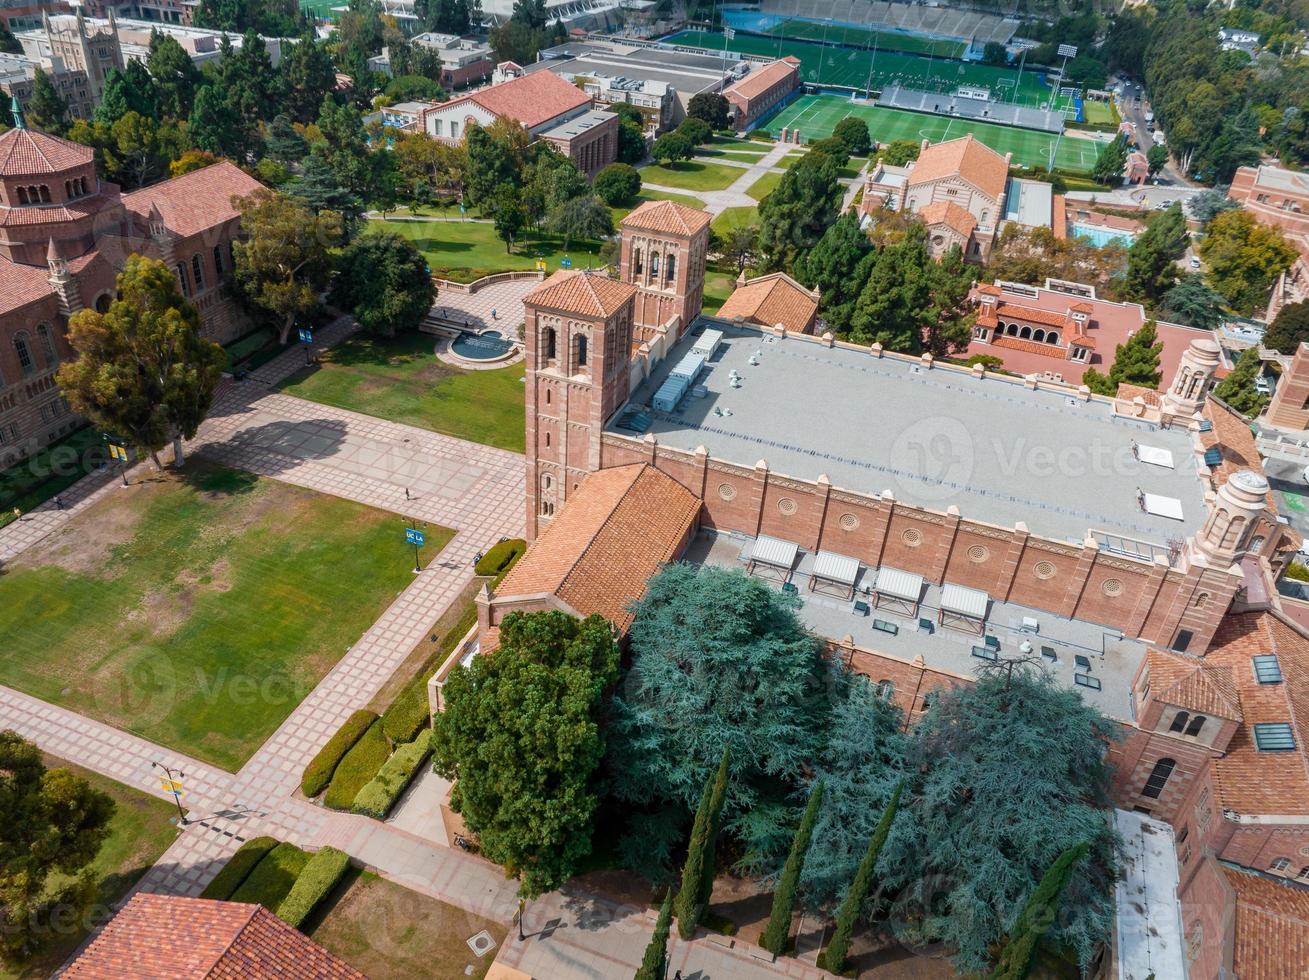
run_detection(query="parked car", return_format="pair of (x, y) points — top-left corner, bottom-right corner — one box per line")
(1256, 375), (1273, 395)
(1190, 256), (1201, 269)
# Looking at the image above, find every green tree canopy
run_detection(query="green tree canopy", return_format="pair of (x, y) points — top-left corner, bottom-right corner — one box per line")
(1146, 143), (1169, 178)
(1212, 346), (1270, 417)
(675, 116), (711, 147)
(431, 610), (620, 897)
(593, 163), (641, 206)
(57, 255), (225, 468)
(879, 670), (1120, 974)
(673, 746), (729, 939)
(878, 139), (920, 166)
(760, 780), (823, 955)
(981, 40), (1009, 65)
(832, 116), (871, 155)
(794, 212), (875, 337)
(148, 32), (202, 120)
(329, 232), (434, 337)
(279, 35), (338, 123)
(1264, 300), (1309, 354)
(1083, 318), (1163, 395)
(1091, 135), (1129, 187)
(1123, 203), (1189, 303)
(26, 68), (69, 135)
(634, 891), (673, 980)
(989, 842), (1092, 980)
(650, 131), (693, 166)
(0, 731), (114, 963)
(1161, 274), (1226, 331)
(687, 91), (729, 129)
(757, 152), (843, 272)
(616, 120), (646, 165)
(464, 120), (529, 211)
(1200, 208), (1298, 315)
(606, 564), (832, 876)
(546, 195), (613, 251)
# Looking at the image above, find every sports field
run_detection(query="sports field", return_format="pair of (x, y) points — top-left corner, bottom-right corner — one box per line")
(771, 95), (1109, 174)
(763, 18), (967, 59)
(663, 30), (1063, 109)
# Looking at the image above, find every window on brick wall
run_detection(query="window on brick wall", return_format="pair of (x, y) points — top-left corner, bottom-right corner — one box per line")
(1185, 715), (1207, 737)
(1270, 857), (1290, 873)
(1254, 722), (1296, 751)
(1253, 655), (1283, 684)
(1169, 710), (1190, 733)
(1141, 758), (1175, 799)
(876, 679), (894, 701)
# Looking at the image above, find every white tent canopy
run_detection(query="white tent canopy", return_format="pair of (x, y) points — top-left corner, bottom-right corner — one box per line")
(812, 551), (860, 587)
(748, 534), (798, 570)
(874, 567), (924, 602)
(941, 583), (989, 619)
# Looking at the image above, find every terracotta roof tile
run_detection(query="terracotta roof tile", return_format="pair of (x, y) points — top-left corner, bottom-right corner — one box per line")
(0, 127), (92, 176)
(1144, 648), (1242, 718)
(918, 199), (977, 238)
(621, 199), (712, 236)
(524, 269), (636, 319)
(0, 256), (55, 315)
(989, 335), (1067, 357)
(1221, 864), (1309, 980)
(716, 272), (818, 334)
(724, 58), (800, 101)
(64, 893), (365, 979)
(1116, 383), (1162, 406)
(0, 194), (108, 227)
(908, 135), (1009, 201)
(459, 71), (591, 129)
(1202, 396), (1271, 501)
(122, 161), (263, 240)
(993, 302), (1069, 328)
(495, 464), (699, 631)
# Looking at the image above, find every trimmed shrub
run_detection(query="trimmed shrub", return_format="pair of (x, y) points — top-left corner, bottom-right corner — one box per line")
(352, 736), (433, 819)
(230, 842), (308, 910)
(199, 836), (278, 900)
(301, 709), (377, 798)
(323, 719), (391, 810)
(748, 129), (772, 141)
(474, 538), (526, 578)
(380, 681), (431, 743)
(277, 846), (352, 928)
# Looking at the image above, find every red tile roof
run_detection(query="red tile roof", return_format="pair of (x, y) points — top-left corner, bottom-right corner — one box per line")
(993, 302), (1069, 328)
(0, 256), (55, 315)
(917, 199), (978, 238)
(495, 464), (699, 631)
(989, 335), (1067, 357)
(462, 71), (591, 129)
(908, 135), (1009, 201)
(0, 126), (92, 176)
(524, 270), (636, 319)
(621, 199), (712, 236)
(1222, 864), (1309, 980)
(1144, 648), (1242, 718)
(0, 193), (109, 228)
(717, 272), (818, 334)
(122, 161), (263, 240)
(63, 893), (365, 979)
(724, 58), (800, 102)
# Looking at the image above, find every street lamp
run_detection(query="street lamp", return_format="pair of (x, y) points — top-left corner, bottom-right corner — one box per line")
(151, 761), (188, 826)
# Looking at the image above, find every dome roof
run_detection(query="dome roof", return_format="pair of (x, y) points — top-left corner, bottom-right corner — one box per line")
(0, 127), (93, 179)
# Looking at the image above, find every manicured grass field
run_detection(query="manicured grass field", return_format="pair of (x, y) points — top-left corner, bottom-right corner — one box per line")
(278, 333), (526, 452)
(0, 426), (104, 528)
(308, 869), (508, 980)
(1082, 99), (1117, 126)
(2, 757), (178, 980)
(747, 170), (783, 201)
(638, 160), (744, 191)
(0, 465), (437, 770)
(769, 95), (1107, 173)
(611, 188), (707, 223)
(763, 18), (967, 58)
(374, 218), (604, 283)
(663, 30), (1061, 107)
(703, 268), (740, 314)
(711, 207), (759, 238)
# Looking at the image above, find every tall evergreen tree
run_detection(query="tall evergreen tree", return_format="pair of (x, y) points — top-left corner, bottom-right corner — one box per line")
(1082, 319), (1163, 395)
(1090, 134), (1128, 186)
(1123, 203), (1189, 303)
(1212, 346), (1270, 417)
(757, 152), (843, 272)
(760, 781), (824, 956)
(634, 891), (673, 980)
(989, 842), (1092, 980)
(26, 68), (69, 134)
(94, 62), (157, 126)
(822, 782), (903, 975)
(148, 32), (202, 120)
(794, 212), (875, 336)
(264, 114), (307, 163)
(278, 35), (337, 123)
(674, 746), (730, 940)
(1161, 274), (1226, 331)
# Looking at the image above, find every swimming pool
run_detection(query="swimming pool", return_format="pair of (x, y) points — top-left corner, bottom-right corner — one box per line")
(1071, 223), (1137, 248)
(450, 330), (512, 360)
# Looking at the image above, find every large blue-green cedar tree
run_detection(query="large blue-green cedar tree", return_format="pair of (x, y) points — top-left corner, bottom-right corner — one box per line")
(879, 670), (1120, 973)
(606, 564), (833, 876)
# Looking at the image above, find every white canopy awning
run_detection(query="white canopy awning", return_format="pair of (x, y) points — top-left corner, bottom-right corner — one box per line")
(941, 583), (989, 619)
(812, 550), (860, 587)
(1143, 493), (1185, 521)
(1137, 445), (1175, 468)
(749, 534), (798, 570)
(874, 566), (924, 602)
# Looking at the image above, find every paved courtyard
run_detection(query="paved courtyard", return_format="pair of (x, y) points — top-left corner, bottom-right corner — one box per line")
(428, 276), (542, 334)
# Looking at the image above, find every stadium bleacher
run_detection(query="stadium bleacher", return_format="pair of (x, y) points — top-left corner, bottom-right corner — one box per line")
(878, 84), (1065, 133)
(754, 0), (1018, 45)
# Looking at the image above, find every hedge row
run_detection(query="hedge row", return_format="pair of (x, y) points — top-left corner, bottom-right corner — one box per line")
(301, 709), (378, 798)
(474, 538), (526, 577)
(199, 836), (278, 900)
(230, 842), (309, 910)
(380, 679), (431, 743)
(323, 719), (392, 810)
(277, 846), (352, 928)
(352, 735), (433, 819)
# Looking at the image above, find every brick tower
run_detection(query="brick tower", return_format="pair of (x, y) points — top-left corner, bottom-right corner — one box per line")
(1162, 337), (1222, 420)
(1265, 342), (1309, 430)
(618, 200), (711, 359)
(521, 270), (638, 540)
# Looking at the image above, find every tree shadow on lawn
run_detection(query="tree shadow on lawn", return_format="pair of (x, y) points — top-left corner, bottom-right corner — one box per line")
(208, 418), (350, 478)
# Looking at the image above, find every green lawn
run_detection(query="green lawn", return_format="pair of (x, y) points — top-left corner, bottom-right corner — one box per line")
(0, 465), (440, 770)
(611, 188), (707, 223)
(3, 757), (177, 980)
(703, 268), (739, 314)
(746, 170), (783, 201)
(711, 207), (759, 238)
(0, 426), (103, 528)
(373, 218), (605, 284)
(278, 333), (526, 452)
(308, 869), (508, 980)
(1082, 99), (1117, 126)
(638, 160), (744, 191)
(767, 95), (1107, 174)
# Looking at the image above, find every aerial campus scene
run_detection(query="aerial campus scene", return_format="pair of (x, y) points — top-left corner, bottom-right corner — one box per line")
(3, 0), (1309, 977)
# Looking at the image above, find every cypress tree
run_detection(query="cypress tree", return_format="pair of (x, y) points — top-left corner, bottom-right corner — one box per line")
(674, 746), (730, 940)
(988, 842), (1092, 980)
(822, 781), (903, 975)
(634, 890), (673, 980)
(761, 780), (824, 956)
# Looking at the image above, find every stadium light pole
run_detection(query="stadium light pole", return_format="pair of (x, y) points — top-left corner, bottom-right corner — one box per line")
(1014, 46), (1027, 106)
(819, 17), (831, 86)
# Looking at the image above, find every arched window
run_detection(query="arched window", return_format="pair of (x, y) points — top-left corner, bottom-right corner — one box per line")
(213, 244), (224, 279)
(1006, 323), (1019, 336)
(176, 263), (190, 297)
(1047, 331), (1060, 346)
(1033, 329), (1046, 343)
(38, 185), (50, 203)
(64, 180), (72, 198)
(13, 334), (34, 377)
(1019, 325), (1032, 339)
(545, 388), (551, 405)
(95, 292), (112, 313)
(1185, 715), (1207, 737)
(650, 252), (660, 277)
(542, 474), (552, 490)
(541, 499), (554, 517)
(544, 326), (557, 361)
(1270, 857), (1291, 873)
(633, 249), (642, 275)
(36, 323), (56, 366)
(1169, 710), (1190, 733)
(16, 187), (28, 205)
(576, 334), (588, 369)
(544, 431), (550, 448)
(666, 252), (676, 282)
(191, 254), (205, 291)
(876, 679), (894, 701)
(1141, 757), (1175, 799)
(79, 177), (88, 194)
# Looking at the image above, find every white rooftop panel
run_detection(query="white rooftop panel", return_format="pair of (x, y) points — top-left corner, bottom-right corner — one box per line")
(1143, 494), (1184, 521)
(874, 566), (924, 602)
(749, 534), (798, 569)
(941, 583), (989, 619)
(1136, 445), (1175, 469)
(812, 550), (861, 587)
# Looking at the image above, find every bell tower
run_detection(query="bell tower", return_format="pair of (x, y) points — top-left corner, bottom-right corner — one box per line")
(1163, 337), (1222, 419)
(618, 200), (711, 360)
(522, 270), (638, 540)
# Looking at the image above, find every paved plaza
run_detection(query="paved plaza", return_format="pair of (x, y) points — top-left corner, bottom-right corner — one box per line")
(428, 275), (542, 333)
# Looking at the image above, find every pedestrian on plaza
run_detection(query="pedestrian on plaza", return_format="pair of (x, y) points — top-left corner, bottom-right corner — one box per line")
(492, 308), (498, 320)
(54, 495), (63, 510)
(405, 487), (411, 500)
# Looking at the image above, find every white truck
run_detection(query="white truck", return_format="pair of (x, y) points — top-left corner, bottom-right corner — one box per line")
(1144, 110), (1154, 123)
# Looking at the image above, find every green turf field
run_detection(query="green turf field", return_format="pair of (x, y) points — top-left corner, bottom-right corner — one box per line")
(1082, 99), (1117, 126)
(299, 0), (337, 19)
(763, 18), (967, 59)
(663, 30), (1063, 109)
(770, 95), (1108, 174)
